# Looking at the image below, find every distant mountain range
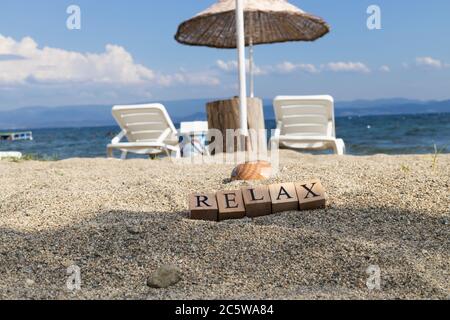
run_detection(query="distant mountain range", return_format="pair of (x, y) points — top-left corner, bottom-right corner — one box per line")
(334, 98), (450, 117)
(1, 98), (449, 130)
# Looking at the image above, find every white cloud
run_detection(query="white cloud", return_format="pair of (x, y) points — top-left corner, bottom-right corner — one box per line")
(275, 61), (319, 74)
(158, 71), (220, 87)
(0, 34), (156, 85)
(415, 56), (448, 69)
(323, 61), (371, 74)
(216, 59), (237, 72)
(217, 59), (374, 75)
(216, 59), (266, 75)
(0, 34), (223, 109)
(0, 34), (220, 87)
(380, 65), (391, 72)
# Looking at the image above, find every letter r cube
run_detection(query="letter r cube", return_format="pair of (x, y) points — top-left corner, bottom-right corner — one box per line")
(189, 193), (219, 221)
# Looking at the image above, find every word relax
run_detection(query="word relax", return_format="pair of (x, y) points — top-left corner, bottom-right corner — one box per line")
(189, 179), (326, 222)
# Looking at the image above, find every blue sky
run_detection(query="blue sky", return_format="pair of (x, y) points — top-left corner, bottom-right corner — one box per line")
(0, 0), (449, 110)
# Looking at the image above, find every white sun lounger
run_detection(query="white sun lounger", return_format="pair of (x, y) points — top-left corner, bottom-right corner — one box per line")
(271, 95), (346, 155)
(108, 103), (181, 159)
(0, 152), (22, 160)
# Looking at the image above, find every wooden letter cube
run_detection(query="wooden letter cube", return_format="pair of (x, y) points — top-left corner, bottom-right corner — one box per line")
(295, 179), (327, 210)
(241, 185), (272, 218)
(216, 190), (246, 221)
(189, 193), (219, 221)
(269, 183), (299, 213)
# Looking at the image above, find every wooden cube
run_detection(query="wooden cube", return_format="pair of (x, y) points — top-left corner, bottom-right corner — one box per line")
(268, 183), (299, 213)
(216, 190), (246, 221)
(295, 179), (327, 210)
(241, 185), (272, 218)
(189, 193), (219, 221)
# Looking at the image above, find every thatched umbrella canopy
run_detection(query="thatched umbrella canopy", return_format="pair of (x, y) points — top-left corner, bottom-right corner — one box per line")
(175, 0), (330, 49)
(175, 0), (329, 97)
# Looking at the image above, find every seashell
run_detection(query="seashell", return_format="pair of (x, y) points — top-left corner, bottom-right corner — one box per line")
(231, 161), (273, 181)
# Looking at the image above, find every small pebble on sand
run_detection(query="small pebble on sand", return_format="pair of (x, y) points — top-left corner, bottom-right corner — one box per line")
(147, 265), (182, 289)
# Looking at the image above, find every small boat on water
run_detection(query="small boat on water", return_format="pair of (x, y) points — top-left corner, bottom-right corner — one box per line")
(0, 131), (33, 141)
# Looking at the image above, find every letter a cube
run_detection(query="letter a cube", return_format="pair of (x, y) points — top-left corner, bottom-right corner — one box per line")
(269, 183), (299, 213)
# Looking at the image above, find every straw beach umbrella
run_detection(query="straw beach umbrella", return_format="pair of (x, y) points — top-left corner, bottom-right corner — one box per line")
(175, 0), (330, 98)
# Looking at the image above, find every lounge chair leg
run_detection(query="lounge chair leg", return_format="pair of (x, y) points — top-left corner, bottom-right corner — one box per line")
(332, 140), (345, 156)
(121, 151), (128, 160)
(107, 147), (114, 158)
(175, 148), (181, 159)
(336, 139), (346, 156)
(165, 146), (181, 159)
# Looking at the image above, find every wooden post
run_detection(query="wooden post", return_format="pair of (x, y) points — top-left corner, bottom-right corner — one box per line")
(206, 97), (266, 153)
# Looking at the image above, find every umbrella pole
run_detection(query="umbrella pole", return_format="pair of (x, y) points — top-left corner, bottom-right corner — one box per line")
(231, 0), (270, 180)
(235, 0), (248, 138)
(249, 38), (254, 98)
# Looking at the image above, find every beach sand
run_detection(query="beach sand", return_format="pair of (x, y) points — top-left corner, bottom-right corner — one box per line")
(0, 151), (448, 300)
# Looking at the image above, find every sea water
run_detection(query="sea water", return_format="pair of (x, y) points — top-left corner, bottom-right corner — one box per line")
(1, 113), (448, 160)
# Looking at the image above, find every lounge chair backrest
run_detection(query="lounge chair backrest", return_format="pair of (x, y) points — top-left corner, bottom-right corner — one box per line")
(274, 95), (336, 138)
(112, 104), (177, 143)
